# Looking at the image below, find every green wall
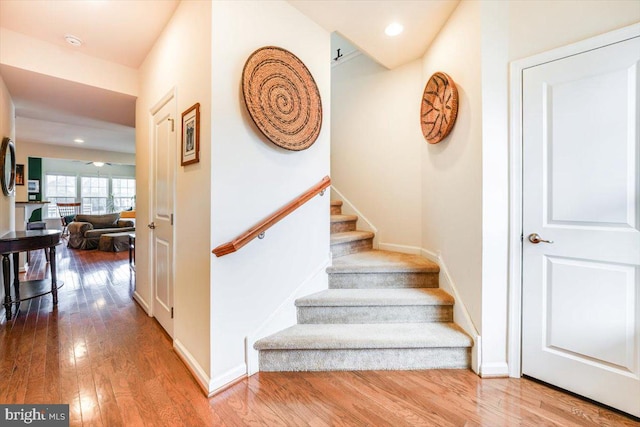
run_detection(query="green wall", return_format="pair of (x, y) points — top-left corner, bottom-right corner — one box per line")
(27, 157), (42, 221)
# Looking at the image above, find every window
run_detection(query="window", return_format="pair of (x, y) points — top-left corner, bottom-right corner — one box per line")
(45, 174), (77, 217)
(112, 178), (136, 211)
(81, 176), (108, 214)
(44, 173), (135, 217)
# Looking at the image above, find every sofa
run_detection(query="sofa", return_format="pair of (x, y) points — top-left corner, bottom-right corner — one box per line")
(67, 213), (135, 250)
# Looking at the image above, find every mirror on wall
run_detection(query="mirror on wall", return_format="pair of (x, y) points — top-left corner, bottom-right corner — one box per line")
(1, 137), (16, 196)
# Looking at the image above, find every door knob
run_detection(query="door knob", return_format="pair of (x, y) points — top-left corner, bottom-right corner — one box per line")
(148, 222), (156, 229)
(528, 233), (553, 244)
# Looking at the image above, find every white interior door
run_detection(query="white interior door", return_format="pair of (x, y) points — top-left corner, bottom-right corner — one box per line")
(150, 95), (175, 337)
(522, 35), (640, 417)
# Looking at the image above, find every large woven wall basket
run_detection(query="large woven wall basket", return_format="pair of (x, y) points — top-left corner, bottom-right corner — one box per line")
(420, 71), (459, 144)
(242, 46), (323, 151)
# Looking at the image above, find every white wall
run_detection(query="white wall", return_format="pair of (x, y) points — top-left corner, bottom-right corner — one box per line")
(508, 0), (640, 61)
(503, 0), (640, 375)
(421, 0), (483, 334)
(0, 75), (15, 231)
(480, 0), (509, 377)
(137, 0), (212, 389)
(0, 74), (15, 316)
(478, 0), (639, 376)
(210, 0), (330, 387)
(331, 54), (423, 247)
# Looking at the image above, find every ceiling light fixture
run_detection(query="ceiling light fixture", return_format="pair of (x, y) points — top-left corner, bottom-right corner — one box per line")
(74, 138), (84, 144)
(92, 162), (105, 168)
(64, 34), (83, 47)
(385, 22), (404, 37)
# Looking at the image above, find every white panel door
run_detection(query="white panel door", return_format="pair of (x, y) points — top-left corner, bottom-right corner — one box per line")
(150, 95), (175, 337)
(522, 36), (640, 417)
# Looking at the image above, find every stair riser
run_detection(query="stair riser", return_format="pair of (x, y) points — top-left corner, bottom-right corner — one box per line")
(297, 305), (453, 324)
(330, 220), (357, 233)
(330, 206), (342, 215)
(329, 272), (439, 289)
(259, 347), (470, 371)
(331, 238), (373, 258)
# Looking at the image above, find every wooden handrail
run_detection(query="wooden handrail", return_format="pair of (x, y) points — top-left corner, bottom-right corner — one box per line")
(212, 176), (331, 257)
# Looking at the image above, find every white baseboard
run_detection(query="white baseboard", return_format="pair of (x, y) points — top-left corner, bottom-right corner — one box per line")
(378, 242), (421, 255)
(374, 242), (483, 375)
(133, 291), (151, 315)
(419, 247), (482, 375)
(472, 335), (481, 375)
(480, 362), (509, 378)
(246, 257), (330, 375)
(175, 340), (247, 396)
(209, 365), (248, 397)
(331, 187), (379, 249)
(174, 339), (214, 395)
(327, 191), (484, 375)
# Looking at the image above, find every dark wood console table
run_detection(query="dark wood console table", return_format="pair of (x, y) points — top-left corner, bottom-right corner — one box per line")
(0, 230), (62, 320)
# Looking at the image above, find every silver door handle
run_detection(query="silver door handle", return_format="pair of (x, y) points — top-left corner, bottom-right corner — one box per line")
(148, 222), (156, 230)
(528, 233), (553, 244)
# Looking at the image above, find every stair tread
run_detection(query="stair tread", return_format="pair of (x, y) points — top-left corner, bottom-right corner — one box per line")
(328, 250), (440, 273)
(330, 214), (358, 223)
(255, 323), (472, 350)
(330, 231), (375, 244)
(330, 200), (343, 207)
(296, 288), (453, 307)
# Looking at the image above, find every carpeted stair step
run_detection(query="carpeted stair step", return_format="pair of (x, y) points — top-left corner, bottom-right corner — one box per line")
(296, 288), (453, 324)
(328, 250), (440, 289)
(330, 200), (343, 215)
(330, 214), (358, 233)
(255, 322), (472, 371)
(330, 231), (374, 257)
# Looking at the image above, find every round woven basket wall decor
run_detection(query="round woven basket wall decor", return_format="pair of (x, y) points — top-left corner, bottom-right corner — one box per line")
(420, 71), (459, 144)
(242, 46), (322, 151)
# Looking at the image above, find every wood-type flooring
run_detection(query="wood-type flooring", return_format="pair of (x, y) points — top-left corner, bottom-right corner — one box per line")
(0, 243), (637, 426)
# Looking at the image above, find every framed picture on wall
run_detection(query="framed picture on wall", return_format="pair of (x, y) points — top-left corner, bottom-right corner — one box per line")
(16, 164), (24, 185)
(27, 179), (39, 193)
(181, 102), (200, 166)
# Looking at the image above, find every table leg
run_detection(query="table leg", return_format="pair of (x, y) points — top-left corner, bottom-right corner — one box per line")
(12, 252), (19, 303)
(50, 245), (58, 305)
(129, 235), (133, 265)
(2, 254), (11, 320)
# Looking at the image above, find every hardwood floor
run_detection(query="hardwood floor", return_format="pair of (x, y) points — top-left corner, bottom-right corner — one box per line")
(1, 244), (637, 426)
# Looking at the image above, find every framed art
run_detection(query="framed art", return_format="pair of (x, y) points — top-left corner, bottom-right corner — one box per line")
(16, 164), (24, 186)
(27, 179), (39, 193)
(181, 103), (200, 166)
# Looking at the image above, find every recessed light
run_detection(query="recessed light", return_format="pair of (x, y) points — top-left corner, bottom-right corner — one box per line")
(74, 138), (84, 143)
(64, 34), (83, 47)
(92, 162), (105, 168)
(385, 22), (404, 37)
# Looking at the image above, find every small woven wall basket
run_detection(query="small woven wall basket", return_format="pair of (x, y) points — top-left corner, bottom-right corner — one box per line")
(420, 71), (459, 144)
(242, 46), (323, 151)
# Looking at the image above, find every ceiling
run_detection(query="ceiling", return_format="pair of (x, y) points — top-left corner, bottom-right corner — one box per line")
(0, 0), (180, 69)
(0, 0), (179, 155)
(0, 0), (458, 156)
(290, 0), (460, 69)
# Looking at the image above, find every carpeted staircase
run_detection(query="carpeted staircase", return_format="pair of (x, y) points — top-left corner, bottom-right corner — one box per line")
(254, 200), (472, 371)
